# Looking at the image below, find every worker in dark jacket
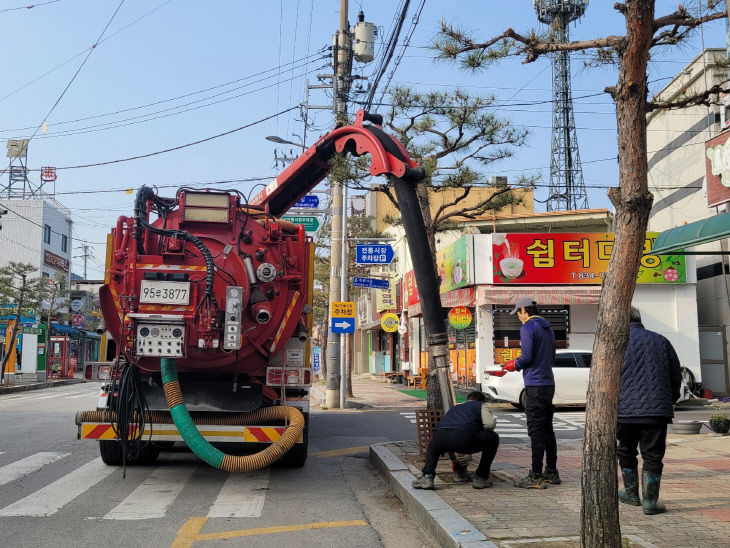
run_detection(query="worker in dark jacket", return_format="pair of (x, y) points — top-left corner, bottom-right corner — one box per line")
(412, 391), (499, 490)
(502, 296), (558, 489)
(617, 306), (682, 515)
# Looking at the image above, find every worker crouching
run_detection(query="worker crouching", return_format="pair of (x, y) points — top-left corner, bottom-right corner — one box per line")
(412, 391), (499, 490)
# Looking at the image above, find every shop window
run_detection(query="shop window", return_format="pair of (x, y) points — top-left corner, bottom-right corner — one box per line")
(43, 224), (51, 244)
(492, 306), (570, 348)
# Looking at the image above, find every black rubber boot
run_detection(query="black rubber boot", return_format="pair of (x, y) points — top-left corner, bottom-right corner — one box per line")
(642, 470), (667, 515)
(619, 467), (641, 506)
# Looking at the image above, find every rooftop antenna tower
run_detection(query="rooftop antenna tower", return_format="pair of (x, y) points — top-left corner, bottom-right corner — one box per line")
(534, 0), (589, 211)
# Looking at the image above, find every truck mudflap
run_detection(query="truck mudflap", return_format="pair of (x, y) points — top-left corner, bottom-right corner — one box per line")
(78, 422), (303, 443)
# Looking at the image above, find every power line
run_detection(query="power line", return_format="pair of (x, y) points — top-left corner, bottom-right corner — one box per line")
(0, 0), (172, 105)
(25, 105), (298, 171)
(0, 51), (326, 134)
(16, 63), (327, 140)
(0, 0), (60, 14)
(1, 0), (126, 180)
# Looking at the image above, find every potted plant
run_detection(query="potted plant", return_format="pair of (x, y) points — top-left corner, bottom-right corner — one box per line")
(709, 412), (730, 434)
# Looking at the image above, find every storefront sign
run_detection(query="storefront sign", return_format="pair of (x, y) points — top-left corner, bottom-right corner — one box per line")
(494, 347), (521, 364)
(705, 130), (730, 207)
(490, 232), (686, 284)
(375, 274), (396, 312)
(43, 249), (69, 273)
(448, 306), (472, 329)
(437, 236), (472, 293)
(380, 312), (400, 333)
(403, 270), (419, 307)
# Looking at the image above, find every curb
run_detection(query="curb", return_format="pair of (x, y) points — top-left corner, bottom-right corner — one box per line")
(310, 384), (371, 409)
(0, 378), (84, 395)
(370, 443), (498, 548)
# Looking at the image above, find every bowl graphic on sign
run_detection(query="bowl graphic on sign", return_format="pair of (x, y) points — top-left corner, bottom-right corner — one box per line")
(499, 257), (523, 279)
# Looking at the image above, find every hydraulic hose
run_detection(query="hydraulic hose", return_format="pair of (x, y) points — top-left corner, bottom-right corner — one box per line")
(158, 358), (305, 471)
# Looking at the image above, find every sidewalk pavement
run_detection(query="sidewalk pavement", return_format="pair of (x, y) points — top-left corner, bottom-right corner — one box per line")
(334, 374), (730, 548)
(0, 371), (84, 394)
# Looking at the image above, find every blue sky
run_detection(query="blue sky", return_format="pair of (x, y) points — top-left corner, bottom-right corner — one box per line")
(1, 0), (726, 278)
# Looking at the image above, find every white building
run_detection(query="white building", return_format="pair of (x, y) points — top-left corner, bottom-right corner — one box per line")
(647, 48), (730, 395)
(0, 198), (73, 281)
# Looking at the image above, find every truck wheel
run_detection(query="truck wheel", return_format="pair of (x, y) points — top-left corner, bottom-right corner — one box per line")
(99, 440), (123, 465)
(278, 412), (309, 468)
(99, 441), (160, 465)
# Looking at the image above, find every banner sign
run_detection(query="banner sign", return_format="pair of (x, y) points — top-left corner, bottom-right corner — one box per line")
(436, 236), (472, 294)
(43, 249), (69, 273)
(491, 232), (686, 284)
(403, 270), (419, 307)
(705, 130), (730, 207)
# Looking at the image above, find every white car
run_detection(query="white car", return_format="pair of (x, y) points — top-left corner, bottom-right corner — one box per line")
(484, 350), (693, 408)
(483, 350), (592, 408)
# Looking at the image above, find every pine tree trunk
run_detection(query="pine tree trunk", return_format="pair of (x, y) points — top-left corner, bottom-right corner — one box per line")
(580, 2), (655, 546)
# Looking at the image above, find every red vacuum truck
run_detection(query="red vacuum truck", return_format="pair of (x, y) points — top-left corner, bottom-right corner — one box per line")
(75, 110), (426, 472)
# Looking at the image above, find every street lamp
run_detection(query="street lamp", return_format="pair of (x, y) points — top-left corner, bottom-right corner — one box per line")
(265, 135), (305, 150)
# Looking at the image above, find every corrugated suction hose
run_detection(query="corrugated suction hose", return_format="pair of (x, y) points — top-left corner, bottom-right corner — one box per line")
(158, 357), (305, 471)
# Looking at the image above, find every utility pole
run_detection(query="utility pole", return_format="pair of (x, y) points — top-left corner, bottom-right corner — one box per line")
(74, 243), (93, 280)
(326, 0), (352, 409)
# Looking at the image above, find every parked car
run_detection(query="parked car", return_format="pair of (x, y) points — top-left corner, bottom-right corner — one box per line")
(484, 349), (692, 408)
(483, 350), (592, 408)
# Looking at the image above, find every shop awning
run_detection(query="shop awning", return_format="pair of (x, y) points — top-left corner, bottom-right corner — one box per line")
(476, 285), (602, 307)
(651, 211), (730, 255)
(51, 323), (79, 335)
(407, 287), (475, 317)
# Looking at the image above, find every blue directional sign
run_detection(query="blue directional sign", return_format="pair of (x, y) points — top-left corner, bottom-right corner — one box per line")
(330, 317), (355, 334)
(355, 244), (394, 265)
(352, 276), (390, 289)
(293, 195), (319, 208)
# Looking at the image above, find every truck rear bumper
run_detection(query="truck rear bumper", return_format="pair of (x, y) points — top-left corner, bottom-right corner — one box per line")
(78, 422), (303, 443)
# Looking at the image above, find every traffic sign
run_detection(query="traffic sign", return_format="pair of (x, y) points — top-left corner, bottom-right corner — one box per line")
(380, 312), (399, 333)
(281, 215), (320, 232)
(71, 299), (83, 312)
(330, 301), (355, 318)
(331, 317), (355, 334)
(352, 276), (390, 289)
(355, 244), (394, 265)
(293, 195), (319, 208)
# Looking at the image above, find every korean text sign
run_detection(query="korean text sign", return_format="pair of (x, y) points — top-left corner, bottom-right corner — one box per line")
(491, 233), (685, 284)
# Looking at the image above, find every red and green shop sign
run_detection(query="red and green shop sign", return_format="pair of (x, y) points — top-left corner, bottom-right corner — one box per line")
(448, 306), (472, 329)
(491, 232), (685, 284)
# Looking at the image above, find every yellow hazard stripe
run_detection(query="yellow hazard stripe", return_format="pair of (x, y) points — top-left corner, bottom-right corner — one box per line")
(270, 291), (300, 353)
(81, 423), (299, 443)
(135, 264), (206, 271)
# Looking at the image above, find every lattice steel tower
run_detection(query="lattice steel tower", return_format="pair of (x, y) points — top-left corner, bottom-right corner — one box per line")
(534, 0), (589, 211)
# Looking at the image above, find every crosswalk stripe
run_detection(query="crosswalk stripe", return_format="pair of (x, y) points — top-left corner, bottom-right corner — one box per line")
(0, 458), (115, 516)
(0, 452), (70, 487)
(65, 393), (96, 399)
(103, 466), (195, 520)
(208, 468), (270, 518)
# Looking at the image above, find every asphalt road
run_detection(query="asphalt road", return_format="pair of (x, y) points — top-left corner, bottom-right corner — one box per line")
(0, 383), (435, 548)
(0, 384), (717, 548)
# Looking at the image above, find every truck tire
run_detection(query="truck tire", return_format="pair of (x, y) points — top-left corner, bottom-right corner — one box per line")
(99, 440), (160, 466)
(278, 412), (308, 468)
(99, 440), (123, 465)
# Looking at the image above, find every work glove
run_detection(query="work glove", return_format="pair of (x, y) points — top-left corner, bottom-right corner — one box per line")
(502, 360), (516, 372)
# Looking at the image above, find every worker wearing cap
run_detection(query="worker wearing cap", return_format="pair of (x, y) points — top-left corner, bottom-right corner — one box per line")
(502, 296), (559, 489)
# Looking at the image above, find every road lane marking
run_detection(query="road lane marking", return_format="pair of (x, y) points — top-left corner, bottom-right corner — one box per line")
(312, 446), (369, 458)
(0, 452), (69, 487)
(103, 466), (194, 520)
(171, 518), (369, 547)
(0, 458), (115, 516)
(207, 469), (269, 518)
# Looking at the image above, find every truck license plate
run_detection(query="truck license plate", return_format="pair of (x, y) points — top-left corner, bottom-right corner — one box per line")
(140, 280), (190, 305)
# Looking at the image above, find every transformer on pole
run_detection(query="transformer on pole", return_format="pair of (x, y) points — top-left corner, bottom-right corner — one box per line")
(534, 0), (589, 212)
